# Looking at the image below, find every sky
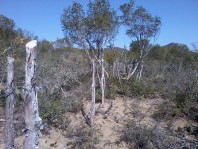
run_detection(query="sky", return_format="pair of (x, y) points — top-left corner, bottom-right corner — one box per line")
(0, 0), (198, 49)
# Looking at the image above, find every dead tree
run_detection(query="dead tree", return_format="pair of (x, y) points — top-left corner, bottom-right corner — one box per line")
(24, 40), (42, 149)
(4, 57), (15, 149)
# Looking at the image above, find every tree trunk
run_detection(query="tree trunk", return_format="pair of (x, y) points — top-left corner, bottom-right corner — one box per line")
(136, 62), (144, 80)
(127, 62), (139, 80)
(4, 57), (15, 149)
(24, 40), (42, 149)
(112, 61), (115, 77)
(116, 61), (119, 77)
(101, 59), (105, 105)
(90, 59), (96, 128)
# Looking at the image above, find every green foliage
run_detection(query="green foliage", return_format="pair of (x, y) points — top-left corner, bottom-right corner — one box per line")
(61, 0), (119, 56)
(86, 0), (119, 44)
(104, 50), (116, 65)
(39, 89), (65, 125)
(40, 101), (64, 125)
(107, 77), (154, 98)
(120, 2), (161, 80)
(39, 98), (65, 126)
(156, 43), (198, 68)
(0, 15), (16, 49)
(125, 77), (155, 98)
(120, 2), (161, 46)
(152, 102), (183, 121)
(61, 2), (85, 47)
(38, 39), (54, 53)
(147, 45), (167, 61)
(143, 44), (198, 120)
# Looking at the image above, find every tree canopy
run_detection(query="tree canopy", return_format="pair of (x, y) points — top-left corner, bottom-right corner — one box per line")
(61, 0), (119, 58)
(120, 2), (161, 43)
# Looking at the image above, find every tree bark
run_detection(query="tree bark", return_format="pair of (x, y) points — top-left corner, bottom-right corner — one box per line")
(90, 59), (96, 128)
(112, 61), (115, 77)
(24, 40), (42, 149)
(127, 62), (139, 80)
(136, 62), (144, 80)
(101, 59), (105, 105)
(4, 57), (15, 149)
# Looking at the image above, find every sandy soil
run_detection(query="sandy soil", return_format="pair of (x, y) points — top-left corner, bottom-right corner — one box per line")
(0, 96), (197, 149)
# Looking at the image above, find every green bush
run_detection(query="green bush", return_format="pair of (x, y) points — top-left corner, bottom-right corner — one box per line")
(152, 102), (183, 121)
(39, 98), (65, 126)
(107, 77), (154, 98)
(38, 89), (65, 125)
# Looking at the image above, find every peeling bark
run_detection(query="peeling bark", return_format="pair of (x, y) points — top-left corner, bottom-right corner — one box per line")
(24, 40), (42, 149)
(4, 57), (15, 149)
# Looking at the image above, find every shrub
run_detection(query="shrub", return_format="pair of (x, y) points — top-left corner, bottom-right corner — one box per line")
(38, 89), (65, 126)
(64, 96), (82, 113)
(39, 98), (65, 126)
(152, 102), (183, 121)
(118, 118), (196, 149)
(105, 83), (116, 100)
(107, 77), (155, 98)
(174, 78), (198, 120)
(119, 120), (151, 149)
(67, 125), (98, 149)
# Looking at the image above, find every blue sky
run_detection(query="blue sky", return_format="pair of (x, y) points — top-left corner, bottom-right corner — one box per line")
(0, 0), (197, 49)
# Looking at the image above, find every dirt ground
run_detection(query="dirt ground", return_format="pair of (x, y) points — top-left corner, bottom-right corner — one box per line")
(0, 96), (197, 149)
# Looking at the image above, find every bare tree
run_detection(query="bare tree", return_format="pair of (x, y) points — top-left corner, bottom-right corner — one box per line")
(24, 40), (42, 149)
(4, 57), (15, 149)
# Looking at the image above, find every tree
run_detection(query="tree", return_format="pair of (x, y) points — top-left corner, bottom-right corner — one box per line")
(52, 38), (72, 49)
(39, 39), (54, 52)
(0, 15), (16, 51)
(61, 0), (119, 126)
(120, 1), (161, 79)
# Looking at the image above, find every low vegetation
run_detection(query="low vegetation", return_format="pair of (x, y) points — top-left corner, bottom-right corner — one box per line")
(0, 0), (197, 148)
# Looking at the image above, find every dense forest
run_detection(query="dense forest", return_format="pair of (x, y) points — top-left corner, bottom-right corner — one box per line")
(0, 0), (197, 149)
